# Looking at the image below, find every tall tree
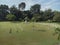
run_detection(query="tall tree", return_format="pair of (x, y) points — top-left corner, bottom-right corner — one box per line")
(18, 2), (27, 21)
(30, 4), (41, 14)
(10, 5), (23, 21)
(18, 2), (26, 11)
(0, 5), (9, 20)
(30, 4), (41, 22)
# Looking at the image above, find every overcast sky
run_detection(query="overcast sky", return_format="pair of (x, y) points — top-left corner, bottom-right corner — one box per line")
(0, 0), (60, 11)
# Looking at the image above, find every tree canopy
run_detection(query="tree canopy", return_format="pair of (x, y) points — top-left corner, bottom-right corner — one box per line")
(0, 2), (60, 22)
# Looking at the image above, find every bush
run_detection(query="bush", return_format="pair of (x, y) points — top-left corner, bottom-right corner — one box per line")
(6, 14), (16, 21)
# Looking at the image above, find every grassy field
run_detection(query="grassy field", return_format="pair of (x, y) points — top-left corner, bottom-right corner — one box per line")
(0, 22), (60, 45)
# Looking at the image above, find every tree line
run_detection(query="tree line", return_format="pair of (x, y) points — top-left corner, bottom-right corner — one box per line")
(0, 2), (60, 22)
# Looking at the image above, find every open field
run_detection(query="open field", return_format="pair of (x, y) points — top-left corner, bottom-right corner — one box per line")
(0, 22), (60, 45)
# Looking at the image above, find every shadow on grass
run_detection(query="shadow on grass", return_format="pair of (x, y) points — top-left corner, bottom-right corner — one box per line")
(37, 30), (46, 32)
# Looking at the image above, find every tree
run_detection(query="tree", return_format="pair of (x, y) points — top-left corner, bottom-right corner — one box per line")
(53, 11), (60, 22)
(0, 5), (9, 10)
(43, 9), (54, 21)
(30, 4), (41, 14)
(10, 5), (18, 14)
(6, 14), (16, 21)
(18, 2), (26, 11)
(30, 4), (41, 22)
(18, 2), (26, 21)
(10, 5), (23, 21)
(0, 5), (9, 20)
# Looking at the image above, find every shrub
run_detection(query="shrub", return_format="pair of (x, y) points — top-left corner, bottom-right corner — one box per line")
(6, 14), (16, 21)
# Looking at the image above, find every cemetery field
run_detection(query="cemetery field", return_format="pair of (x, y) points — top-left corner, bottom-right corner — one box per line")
(0, 22), (60, 45)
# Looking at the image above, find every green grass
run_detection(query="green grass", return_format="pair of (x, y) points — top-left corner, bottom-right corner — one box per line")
(0, 22), (60, 45)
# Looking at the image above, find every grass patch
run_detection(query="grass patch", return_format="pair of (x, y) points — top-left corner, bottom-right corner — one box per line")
(0, 22), (60, 45)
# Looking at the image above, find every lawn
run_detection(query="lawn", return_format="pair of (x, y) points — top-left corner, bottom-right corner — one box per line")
(0, 22), (60, 45)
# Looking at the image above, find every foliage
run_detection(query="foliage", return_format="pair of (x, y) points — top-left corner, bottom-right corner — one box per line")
(0, 2), (59, 22)
(43, 9), (54, 21)
(6, 14), (16, 21)
(30, 4), (41, 14)
(31, 14), (41, 22)
(18, 2), (26, 11)
(53, 11), (60, 22)
(54, 28), (60, 40)
(0, 5), (9, 20)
